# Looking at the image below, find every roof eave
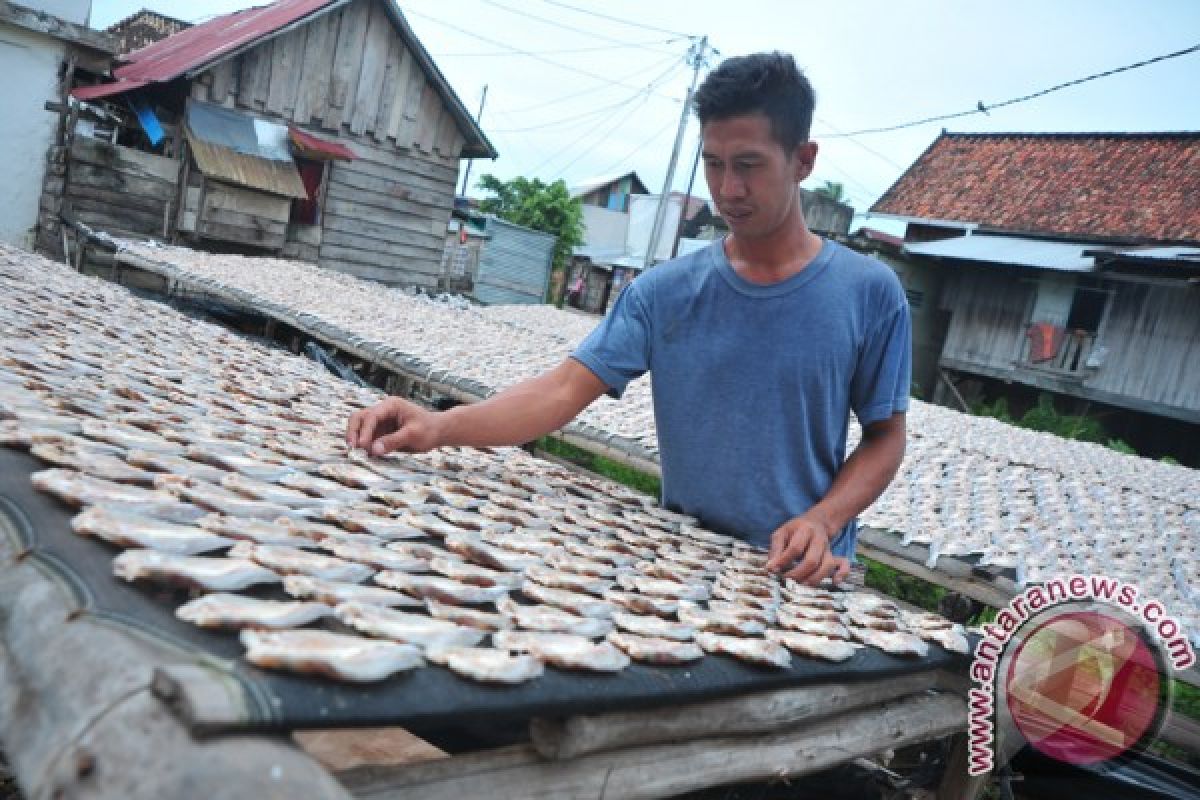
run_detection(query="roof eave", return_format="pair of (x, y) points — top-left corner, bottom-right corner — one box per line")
(382, 1), (497, 160)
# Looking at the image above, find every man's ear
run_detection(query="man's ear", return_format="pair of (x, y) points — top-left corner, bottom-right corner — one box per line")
(792, 141), (818, 182)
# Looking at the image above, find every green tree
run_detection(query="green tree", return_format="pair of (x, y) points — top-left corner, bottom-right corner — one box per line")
(476, 174), (584, 273)
(813, 180), (848, 204)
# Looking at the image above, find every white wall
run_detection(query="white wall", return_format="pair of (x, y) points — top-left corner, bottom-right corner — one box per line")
(627, 193), (683, 262)
(22, 0), (91, 26)
(0, 25), (62, 248)
(580, 204), (628, 250)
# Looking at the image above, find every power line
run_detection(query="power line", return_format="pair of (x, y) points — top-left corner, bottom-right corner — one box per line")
(431, 38), (682, 58)
(812, 115), (906, 171)
(588, 117), (679, 180)
(829, 43), (1200, 138)
(536, 0), (695, 39)
(490, 59), (684, 133)
(498, 52), (684, 114)
(481, 0), (682, 55)
(403, 7), (682, 100)
(544, 94), (657, 178)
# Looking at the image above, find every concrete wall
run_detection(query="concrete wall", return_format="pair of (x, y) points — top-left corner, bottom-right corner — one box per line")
(0, 25), (63, 248)
(580, 204), (628, 251)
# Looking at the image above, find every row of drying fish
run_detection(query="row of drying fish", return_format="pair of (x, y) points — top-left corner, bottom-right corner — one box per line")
(0, 244), (965, 685)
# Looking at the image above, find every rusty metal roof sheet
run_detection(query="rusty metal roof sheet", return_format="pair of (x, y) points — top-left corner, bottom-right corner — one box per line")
(185, 101), (308, 199)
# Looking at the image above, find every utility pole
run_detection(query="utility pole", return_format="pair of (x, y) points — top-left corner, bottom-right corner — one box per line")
(671, 133), (703, 259)
(458, 84), (488, 197)
(644, 36), (711, 269)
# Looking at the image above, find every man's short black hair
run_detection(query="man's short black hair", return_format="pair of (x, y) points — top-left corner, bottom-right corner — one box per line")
(693, 52), (815, 152)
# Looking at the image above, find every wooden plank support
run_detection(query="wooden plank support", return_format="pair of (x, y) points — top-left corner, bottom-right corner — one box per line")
(338, 692), (966, 800)
(529, 669), (953, 760)
(856, 528), (1017, 610)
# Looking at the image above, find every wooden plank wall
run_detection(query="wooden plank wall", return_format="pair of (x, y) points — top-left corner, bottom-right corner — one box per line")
(191, 0), (467, 284)
(939, 268), (1199, 415)
(1086, 282), (1200, 412)
(63, 136), (178, 241)
(195, 180), (290, 251)
(939, 269), (1033, 370)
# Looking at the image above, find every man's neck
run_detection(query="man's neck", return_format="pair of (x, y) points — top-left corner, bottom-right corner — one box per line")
(724, 212), (824, 285)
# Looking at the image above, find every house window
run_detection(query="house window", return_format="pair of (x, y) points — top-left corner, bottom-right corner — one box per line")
(1065, 278), (1110, 334)
(905, 288), (925, 310)
(291, 157), (326, 225)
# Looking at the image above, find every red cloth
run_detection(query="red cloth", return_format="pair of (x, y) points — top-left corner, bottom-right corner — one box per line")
(291, 160), (325, 225)
(1027, 322), (1064, 362)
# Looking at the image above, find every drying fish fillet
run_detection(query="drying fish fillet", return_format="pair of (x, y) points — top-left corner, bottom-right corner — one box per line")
(525, 564), (612, 597)
(847, 627), (929, 657)
(220, 472), (334, 509)
(183, 446), (291, 480)
(434, 506), (510, 532)
(497, 596), (613, 637)
(29, 441), (157, 485)
(444, 533), (539, 572)
(335, 602), (485, 648)
(320, 538), (429, 572)
(283, 574), (422, 607)
(374, 571), (509, 605)
(316, 461), (390, 489)
(32, 468), (172, 508)
(72, 506), (233, 555)
(840, 593), (897, 615)
(545, 550), (622, 579)
(615, 572), (710, 602)
(369, 487), (436, 509)
(198, 515), (315, 546)
(603, 589), (679, 618)
(428, 556), (523, 589)
(426, 645), (542, 684)
(479, 529), (562, 557)
(386, 541), (454, 565)
(321, 506), (425, 540)
(916, 625), (970, 655)
(492, 630), (630, 672)
(397, 512), (465, 539)
(278, 471), (367, 502)
(694, 632), (792, 669)
(765, 630), (858, 662)
(230, 541), (374, 583)
(776, 607), (851, 640)
(519, 579), (613, 618)
(126, 449), (229, 483)
(710, 583), (776, 610)
(80, 419), (174, 452)
(634, 560), (708, 584)
(607, 631), (704, 664)
(702, 600), (775, 625)
(845, 610), (903, 632)
(610, 610), (695, 641)
(160, 477), (294, 521)
(240, 629), (423, 682)
(425, 598), (511, 632)
(113, 549), (279, 591)
(562, 539), (636, 568)
(677, 604), (766, 637)
(176, 592), (330, 629)
(776, 602), (840, 623)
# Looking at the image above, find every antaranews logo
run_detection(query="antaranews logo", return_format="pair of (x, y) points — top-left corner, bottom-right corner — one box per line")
(967, 574), (1196, 776)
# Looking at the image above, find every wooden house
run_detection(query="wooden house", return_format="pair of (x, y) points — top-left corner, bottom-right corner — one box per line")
(870, 131), (1200, 436)
(47, 0), (495, 288)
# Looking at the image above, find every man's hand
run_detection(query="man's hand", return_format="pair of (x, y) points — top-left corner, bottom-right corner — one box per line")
(346, 397), (444, 456)
(766, 513), (850, 586)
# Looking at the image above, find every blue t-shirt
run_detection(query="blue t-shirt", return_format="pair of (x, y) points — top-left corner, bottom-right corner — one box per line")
(571, 238), (911, 556)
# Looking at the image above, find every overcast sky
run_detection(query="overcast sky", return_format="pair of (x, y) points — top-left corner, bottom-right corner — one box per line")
(91, 1), (1200, 229)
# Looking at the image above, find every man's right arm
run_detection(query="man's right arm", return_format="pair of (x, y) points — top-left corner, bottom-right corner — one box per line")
(346, 358), (608, 456)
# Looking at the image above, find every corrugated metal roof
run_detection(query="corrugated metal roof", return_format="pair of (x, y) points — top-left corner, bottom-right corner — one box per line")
(69, 0), (496, 159)
(904, 234), (1101, 272)
(185, 102), (308, 199)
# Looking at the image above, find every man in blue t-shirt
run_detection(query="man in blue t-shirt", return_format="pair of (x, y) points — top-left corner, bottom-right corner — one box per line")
(348, 52), (910, 586)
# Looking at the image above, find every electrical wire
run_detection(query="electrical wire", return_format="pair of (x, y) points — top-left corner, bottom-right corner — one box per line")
(431, 38), (682, 58)
(403, 7), (681, 99)
(481, 0), (684, 55)
(536, 0), (695, 39)
(498, 51), (684, 114)
(587, 116), (679, 180)
(828, 43), (1200, 137)
(490, 58), (685, 133)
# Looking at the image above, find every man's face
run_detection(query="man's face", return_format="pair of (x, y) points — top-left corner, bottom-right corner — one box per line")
(701, 113), (817, 241)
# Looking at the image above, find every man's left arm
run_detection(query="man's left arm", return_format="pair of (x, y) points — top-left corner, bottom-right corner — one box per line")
(767, 413), (906, 584)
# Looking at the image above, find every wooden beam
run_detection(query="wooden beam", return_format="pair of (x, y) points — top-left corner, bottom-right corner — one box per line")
(0, 1), (114, 51)
(530, 670), (950, 760)
(338, 692), (966, 800)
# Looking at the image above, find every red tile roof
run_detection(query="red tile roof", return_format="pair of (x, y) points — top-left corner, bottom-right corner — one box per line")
(870, 132), (1200, 245)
